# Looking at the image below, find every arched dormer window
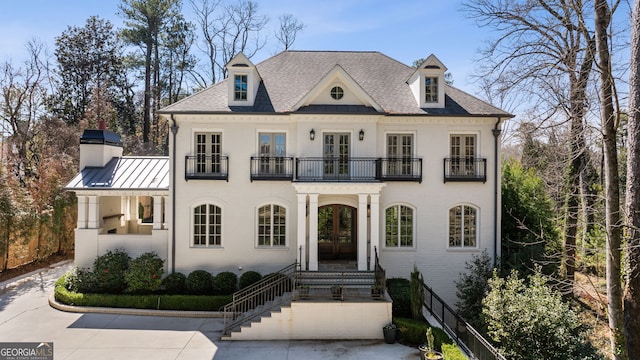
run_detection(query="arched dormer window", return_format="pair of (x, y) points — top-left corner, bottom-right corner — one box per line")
(407, 54), (446, 108)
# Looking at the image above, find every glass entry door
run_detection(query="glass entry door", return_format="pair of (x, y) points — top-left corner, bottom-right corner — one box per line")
(323, 133), (350, 180)
(318, 205), (356, 260)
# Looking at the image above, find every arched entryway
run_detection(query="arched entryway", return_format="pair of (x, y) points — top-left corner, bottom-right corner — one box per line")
(318, 204), (357, 261)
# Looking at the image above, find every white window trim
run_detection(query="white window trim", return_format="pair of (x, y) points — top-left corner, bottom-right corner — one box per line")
(448, 131), (481, 157)
(233, 73), (249, 101)
(447, 203), (480, 251)
(255, 129), (289, 156)
(255, 203), (289, 249)
(190, 202), (224, 248)
(384, 131), (417, 158)
(383, 203), (417, 250)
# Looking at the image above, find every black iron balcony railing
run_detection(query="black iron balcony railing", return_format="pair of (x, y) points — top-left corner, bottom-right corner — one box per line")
(296, 157), (422, 183)
(250, 156), (294, 181)
(443, 157), (487, 183)
(185, 155), (229, 181)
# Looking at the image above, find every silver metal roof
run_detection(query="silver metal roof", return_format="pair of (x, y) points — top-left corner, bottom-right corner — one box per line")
(65, 157), (169, 191)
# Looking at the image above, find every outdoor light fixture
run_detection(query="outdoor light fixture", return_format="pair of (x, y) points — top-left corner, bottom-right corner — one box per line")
(359, 129), (365, 141)
(310, 129), (315, 141)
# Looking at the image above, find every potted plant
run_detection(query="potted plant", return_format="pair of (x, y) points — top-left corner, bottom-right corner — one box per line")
(297, 285), (310, 299)
(418, 328), (443, 360)
(371, 284), (383, 299)
(331, 285), (343, 300)
(382, 323), (398, 344)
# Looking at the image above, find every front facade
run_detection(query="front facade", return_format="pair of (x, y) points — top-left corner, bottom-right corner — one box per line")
(67, 50), (512, 306)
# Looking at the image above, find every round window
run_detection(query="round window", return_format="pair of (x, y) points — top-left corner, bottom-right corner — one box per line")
(330, 86), (344, 100)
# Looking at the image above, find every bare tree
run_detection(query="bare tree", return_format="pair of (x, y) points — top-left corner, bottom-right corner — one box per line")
(462, 0), (596, 287)
(190, 0), (267, 86)
(594, 0), (627, 358)
(275, 14), (305, 51)
(624, 0), (640, 355)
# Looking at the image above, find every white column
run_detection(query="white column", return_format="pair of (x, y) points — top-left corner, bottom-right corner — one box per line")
(77, 196), (88, 229)
(153, 196), (163, 229)
(308, 193), (319, 271)
(369, 194), (381, 270)
(357, 194), (368, 271)
(87, 195), (100, 229)
(296, 194), (307, 270)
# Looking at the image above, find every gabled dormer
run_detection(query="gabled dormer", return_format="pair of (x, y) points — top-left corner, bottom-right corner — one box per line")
(407, 54), (447, 108)
(226, 52), (261, 107)
(293, 65), (383, 112)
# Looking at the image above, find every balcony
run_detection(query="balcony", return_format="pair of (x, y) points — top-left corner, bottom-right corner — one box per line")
(443, 157), (487, 183)
(185, 155), (229, 181)
(296, 157), (422, 183)
(250, 156), (294, 181)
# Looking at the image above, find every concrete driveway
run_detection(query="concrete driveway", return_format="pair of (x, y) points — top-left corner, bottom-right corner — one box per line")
(0, 263), (418, 359)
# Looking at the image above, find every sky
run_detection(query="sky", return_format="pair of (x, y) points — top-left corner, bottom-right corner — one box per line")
(0, 0), (490, 95)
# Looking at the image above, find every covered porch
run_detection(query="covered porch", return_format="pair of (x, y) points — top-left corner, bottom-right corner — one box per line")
(293, 183), (386, 272)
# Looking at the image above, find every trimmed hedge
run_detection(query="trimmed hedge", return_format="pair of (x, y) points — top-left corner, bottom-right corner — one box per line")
(213, 271), (238, 295)
(386, 278), (411, 318)
(55, 276), (231, 311)
(239, 271), (262, 289)
(163, 272), (187, 294)
(186, 270), (215, 295)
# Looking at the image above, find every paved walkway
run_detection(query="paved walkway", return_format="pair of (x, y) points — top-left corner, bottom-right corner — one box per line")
(0, 263), (419, 359)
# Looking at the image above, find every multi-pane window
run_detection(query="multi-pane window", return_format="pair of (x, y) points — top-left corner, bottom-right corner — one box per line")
(324, 133), (350, 178)
(425, 76), (438, 103)
(385, 205), (414, 248)
(195, 132), (221, 174)
(234, 75), (248, 101)
(387, 134), (414, 175)
(449, 205), (477, 248)
(193, 204), (222, 246)
(257, 204), (286, 246)
(259, 133), (286, 174)
(450, 134), (476, 175)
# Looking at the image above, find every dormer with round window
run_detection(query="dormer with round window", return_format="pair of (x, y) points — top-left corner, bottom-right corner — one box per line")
(407, 54), (447, 108)
(226, 52), (261, 107)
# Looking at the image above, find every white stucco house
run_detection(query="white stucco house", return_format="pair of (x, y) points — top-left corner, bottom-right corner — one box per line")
(65, 50), (512, 339)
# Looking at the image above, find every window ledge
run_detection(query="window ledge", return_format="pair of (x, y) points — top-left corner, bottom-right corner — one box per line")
(190, 245), (224, 249)
(381, 247), (416, 251)
(255, 246), (289, 250)
(446, 247), (480, 253)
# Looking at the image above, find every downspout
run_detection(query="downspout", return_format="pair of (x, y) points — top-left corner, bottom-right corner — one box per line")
(170, 114), (179, 273)
(492, 118), (503, 267)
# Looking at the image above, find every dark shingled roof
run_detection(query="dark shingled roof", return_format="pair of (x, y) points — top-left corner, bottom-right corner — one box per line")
(159, 51), (513, 117)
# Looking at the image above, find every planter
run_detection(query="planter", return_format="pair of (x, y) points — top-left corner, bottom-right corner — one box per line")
(371, 287), (383, 299)
(382, 326), (398, 344)
(418, 345), (443, 360)
(331, 286), (343, 300)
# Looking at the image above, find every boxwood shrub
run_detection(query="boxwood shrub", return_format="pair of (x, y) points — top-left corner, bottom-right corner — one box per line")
(186, 270), (214, 295)
(213, 271), (238, 295)
(386, 277), (411, 318)
(239, 271), (262, 289)
(163, 272), (186, 294)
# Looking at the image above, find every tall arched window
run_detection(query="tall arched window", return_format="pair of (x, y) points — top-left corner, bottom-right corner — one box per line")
(258, 204), (286, 246)
(385, 204), (414, 248)
(449, 205), (477, 248)
(193, 204), (222, 246)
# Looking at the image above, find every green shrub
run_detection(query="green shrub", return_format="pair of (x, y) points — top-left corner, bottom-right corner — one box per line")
(442, 344), (467, 360)
(239, 271), (262, 289)
(186, 270), (214, 295)
(394, 317), (448, 348)
(163, 272), (186, 294)
(64, 267), (97, 293)
(92, 249), (131, 293)
(124, 252), (164, 294)
(213, 271), (238, 295)
(482, 268), (600, 360)
(410, 265), (425, 320)
(386, 278), (411, 318)
(55, 275), (232, 310)
(455, 250), (493, 330)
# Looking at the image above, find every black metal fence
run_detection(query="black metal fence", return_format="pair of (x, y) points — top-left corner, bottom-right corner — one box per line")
(421, 281), (506, 360)
(443, 157), (487, 183)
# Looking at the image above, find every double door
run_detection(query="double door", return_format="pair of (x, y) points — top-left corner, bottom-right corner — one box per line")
(318, 204), (356, 260)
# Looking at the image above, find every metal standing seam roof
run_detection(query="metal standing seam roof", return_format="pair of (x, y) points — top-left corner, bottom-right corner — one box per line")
(64, 157), (169, 191)
(158, 50), (514, 117)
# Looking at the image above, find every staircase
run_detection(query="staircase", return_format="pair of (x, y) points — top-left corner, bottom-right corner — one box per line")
(295, 270), (378, 300)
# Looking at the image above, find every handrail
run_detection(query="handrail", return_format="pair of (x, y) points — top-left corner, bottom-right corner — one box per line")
(223, 263), (297, 335)
(374, 246), (386, 293)
(443, 157), (487, 183)
(421, 280), (505, 360)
